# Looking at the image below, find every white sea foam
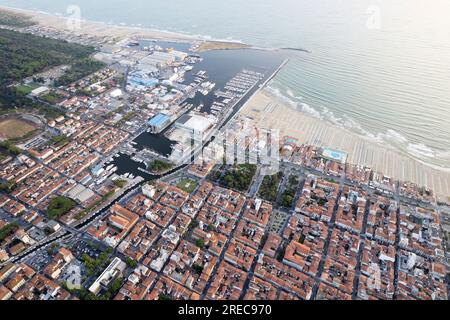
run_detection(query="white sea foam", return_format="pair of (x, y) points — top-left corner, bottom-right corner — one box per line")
(436, 150), (450, 159)
(377, 129), (408, 144)
(267, 85), (323, 119)
(172, 29), (245, 44)
(321, 106), (343, 127)
(300, 103), (322, 118)
(407, 143), (436, 159)
(285, 88), (304, 101)
(286, 88), (295, 98)
(341, 115), (380, 141)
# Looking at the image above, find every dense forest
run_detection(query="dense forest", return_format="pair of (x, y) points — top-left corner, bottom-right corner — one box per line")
(0, 29), (96, 86)
(0, 10), (36, 28)
(0, 28), (102, 118)
(217, 164), (257, 192)
(54, 58), (106, 87)
(258, 172), (284, 202)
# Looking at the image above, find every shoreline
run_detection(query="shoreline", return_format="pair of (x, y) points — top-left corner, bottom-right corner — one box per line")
(262, 86), (450, 174)
(2, 5), (449, 200)
(240, 89), (450, 200)
(0, 5), (252, 51)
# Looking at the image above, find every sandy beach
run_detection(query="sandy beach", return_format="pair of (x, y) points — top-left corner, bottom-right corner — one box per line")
(240, 90), (450, 200)
(0, 6), (249, 51)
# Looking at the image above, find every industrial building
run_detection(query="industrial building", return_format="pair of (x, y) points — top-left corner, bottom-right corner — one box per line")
(127, 71), (159, 91)
(174, 112), (216, 140)
(140, 50), (188, 68)
(66, 184), (95, 204)
(30, 86), (49, 96)
(148, 113), (172, 133)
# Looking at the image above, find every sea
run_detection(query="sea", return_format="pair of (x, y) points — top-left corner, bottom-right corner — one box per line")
(2, 0), (450, 171)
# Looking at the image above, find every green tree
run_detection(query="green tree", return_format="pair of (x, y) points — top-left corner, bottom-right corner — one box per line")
(46, 196), (76, 219)
(126, 257), (138, 269)
(0, 221), (19, 242)
(196, 238), (205, 248)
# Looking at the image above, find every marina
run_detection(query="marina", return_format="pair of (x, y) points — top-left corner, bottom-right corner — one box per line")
(107, 42), (287, 177)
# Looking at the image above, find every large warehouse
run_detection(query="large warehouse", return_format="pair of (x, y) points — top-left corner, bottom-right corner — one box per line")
(174, 113), (216, 139)
(148, 113), (172, 133)
(141, 50), (188, 68)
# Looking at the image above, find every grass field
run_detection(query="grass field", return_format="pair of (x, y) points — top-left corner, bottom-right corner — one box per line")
(15, 83), (40, 95)
(176, 178), (199, 194)
(0, 117), (38, 140)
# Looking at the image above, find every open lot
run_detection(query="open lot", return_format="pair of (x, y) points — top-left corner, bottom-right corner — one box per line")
(195, 41), (250, 52)
(176, 178), (198, 194)
(0, 116), (39, 140)
(15, 83), (40, 95)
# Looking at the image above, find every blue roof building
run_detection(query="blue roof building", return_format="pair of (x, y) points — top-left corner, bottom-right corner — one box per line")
(148, 113), (171, 133)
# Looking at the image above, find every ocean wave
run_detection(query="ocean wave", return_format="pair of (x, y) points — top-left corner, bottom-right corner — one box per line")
(407, 143), (436, 159)
(377, 129), (408, 144)
(300, 103), (322, 118)
(338, 114), (382, 143)
(267, 85), (418, 150)
(169, 29), (245, 44)
(286, 88), (295, 98)
(436, 150), (450, 159)
(265, 85), (294, 105)
(266, 85), (322, 118)
(286, 88), (303, 100)
(321, 106), (343, 127)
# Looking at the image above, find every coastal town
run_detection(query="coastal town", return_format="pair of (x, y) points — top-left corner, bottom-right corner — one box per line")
(0, 8), (449, 301)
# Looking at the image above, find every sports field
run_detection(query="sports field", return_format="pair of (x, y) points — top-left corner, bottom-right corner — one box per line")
(0, 117), (38, 140)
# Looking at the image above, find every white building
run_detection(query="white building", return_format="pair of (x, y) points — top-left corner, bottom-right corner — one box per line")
(30, 86), (49, 96)
(109, 88), (123, 99)
(169, 143), (192, 164)
(142, 184), (156, 199)
(175, 112), (216, 140)
(140, 50), (188, 68)
(88, 257), (126, 295)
